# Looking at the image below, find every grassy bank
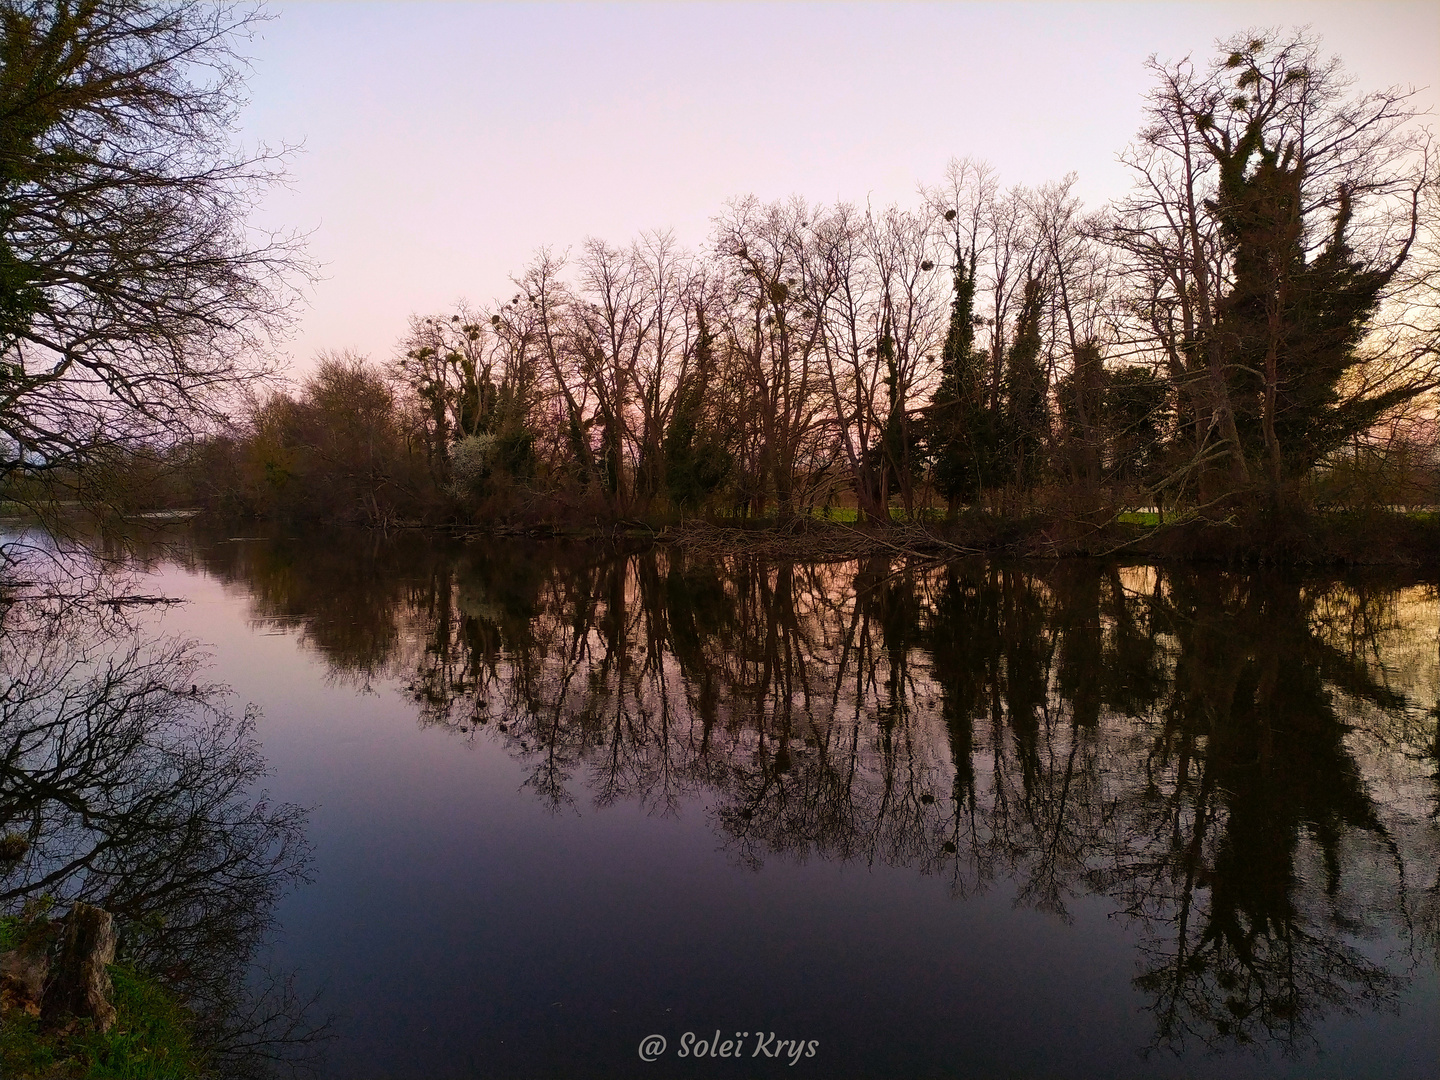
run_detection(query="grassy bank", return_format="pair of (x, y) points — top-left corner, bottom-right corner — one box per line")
(0, 915), (204, 1080)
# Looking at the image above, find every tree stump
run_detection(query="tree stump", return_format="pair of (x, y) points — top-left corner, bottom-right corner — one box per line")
(41, 903), (117, 1033)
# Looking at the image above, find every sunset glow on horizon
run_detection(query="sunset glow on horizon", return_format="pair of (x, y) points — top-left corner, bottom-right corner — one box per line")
(239, 1), (1440, 373)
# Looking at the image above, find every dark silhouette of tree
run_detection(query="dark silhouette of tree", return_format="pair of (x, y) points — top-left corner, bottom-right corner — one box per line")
(1002, 277), (1048, 491)
(663, 309), (732, 509)
(930, 253), (1000, 509)
(0, 0), (307, 519)
(1114, 30), (1438, 506)
(1105, 365), (1171, 491)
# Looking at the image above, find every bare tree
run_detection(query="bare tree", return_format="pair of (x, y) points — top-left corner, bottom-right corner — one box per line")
(867, 203), (947, 515)
(712, 197), (832, 520)
(0, 0), (309, 519)
(1029, 176), (1117, 495)
(627, 231), (706, 507)
(811, 202), (887, 521)
(513, 248), (595, 488)
(811, 201), (944, 521)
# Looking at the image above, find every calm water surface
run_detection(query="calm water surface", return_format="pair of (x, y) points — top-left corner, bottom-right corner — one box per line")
(29, 531), (1440, 1078)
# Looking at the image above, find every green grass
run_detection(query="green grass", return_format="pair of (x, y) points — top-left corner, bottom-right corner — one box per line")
(1116, 511), (1161, 526)
(77, 966), (202, 1079)
(1113, 507), (1440, 528)
(0, 923), (205, 1080)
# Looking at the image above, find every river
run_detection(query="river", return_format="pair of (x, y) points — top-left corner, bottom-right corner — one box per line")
(4, 527), (1437, 1078)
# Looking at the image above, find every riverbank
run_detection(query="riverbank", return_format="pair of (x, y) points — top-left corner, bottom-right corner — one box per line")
(0, 907), (202, 1080)
(9, 503), (1438, 568)
(451, 506), (1440, 567)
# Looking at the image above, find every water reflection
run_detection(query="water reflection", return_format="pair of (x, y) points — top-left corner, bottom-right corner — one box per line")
(0, 557), (320, 1076)
(184, 531), (1440, 1060)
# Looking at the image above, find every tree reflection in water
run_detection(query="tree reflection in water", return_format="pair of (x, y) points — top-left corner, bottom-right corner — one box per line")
(0, 551), (321, 1077)
(190, 531), (1440, 1060)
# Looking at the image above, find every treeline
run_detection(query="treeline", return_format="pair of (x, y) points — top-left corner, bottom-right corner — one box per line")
(176, 31), (1440, 529)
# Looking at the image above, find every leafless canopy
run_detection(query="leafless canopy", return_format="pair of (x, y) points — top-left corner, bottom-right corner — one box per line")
(0, 0), (308, 502)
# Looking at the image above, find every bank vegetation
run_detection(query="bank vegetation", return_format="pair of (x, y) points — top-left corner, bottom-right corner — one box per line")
(5, 24), (1440, 562)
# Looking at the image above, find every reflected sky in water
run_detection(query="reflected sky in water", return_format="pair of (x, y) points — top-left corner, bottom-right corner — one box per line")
(130, 530), (1438, 1079)
(0, 538), (316, 1075)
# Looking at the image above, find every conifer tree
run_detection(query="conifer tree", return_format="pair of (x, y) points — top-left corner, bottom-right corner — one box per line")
(1105, 366), (1170, 488)
(1118, 31), (1438, 506)
(664, 310), (732, 509)
(1002, 278), (1047, 491)
(930, 254), (999, 509)
(875, 310), (905, 518)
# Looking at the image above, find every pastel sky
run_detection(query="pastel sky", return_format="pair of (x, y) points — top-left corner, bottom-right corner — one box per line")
(238, 1), (1440, 373)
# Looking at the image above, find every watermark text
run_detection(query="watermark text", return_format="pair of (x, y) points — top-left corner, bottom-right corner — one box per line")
(638, 1030), (818, 1065)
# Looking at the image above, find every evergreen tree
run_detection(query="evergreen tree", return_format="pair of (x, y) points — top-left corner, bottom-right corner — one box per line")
(664, 310), (732, 510)
(1002, 278), (1047, 491)
(1105, 366), (1170, 487)
(875, 311), (907, 518)
(1211, 142), (1393, 488)
(1165, 33), (1433, 502)
(930, 255), (1000, 508)
(1056, 342), (1107, 490)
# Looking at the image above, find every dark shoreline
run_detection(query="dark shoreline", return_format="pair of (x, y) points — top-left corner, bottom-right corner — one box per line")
(9, 505), (1438, 568)
(257, 508), (1440, 567)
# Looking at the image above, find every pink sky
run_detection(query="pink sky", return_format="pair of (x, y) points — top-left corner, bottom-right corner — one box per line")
(238, 1), (1440, 374)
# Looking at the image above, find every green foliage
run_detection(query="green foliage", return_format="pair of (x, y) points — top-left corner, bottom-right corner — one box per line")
(565, 406), (593, 490)
(877, 312), (903, 476)
(1106, 366), (1171, 485)
(664, 312), (732, 510)
(1054, 342), (1108, 487)
(930, 257), (1002, 505)
(599, 409), (624, 500)
(664, 428), (732, 510)
(495, 428), (536, 482)
(874, 311), (923, 511)
(1002, 278), (1048, 490)
(0, 964), (203, 1080)
(1217, 168), (1393, 474)
(1188, 32), (1426, 494)
(0, 1012), (56, 1079)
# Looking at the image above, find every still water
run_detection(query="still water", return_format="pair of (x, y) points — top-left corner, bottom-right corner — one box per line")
(7, 530), (1439, 1078)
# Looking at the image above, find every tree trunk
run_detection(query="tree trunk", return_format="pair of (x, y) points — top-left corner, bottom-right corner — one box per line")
(42, 903), (117, 1033)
